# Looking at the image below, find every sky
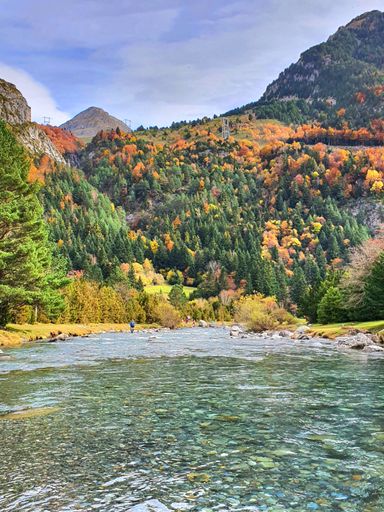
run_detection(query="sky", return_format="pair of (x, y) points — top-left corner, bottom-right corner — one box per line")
(0, 0), (383, 128)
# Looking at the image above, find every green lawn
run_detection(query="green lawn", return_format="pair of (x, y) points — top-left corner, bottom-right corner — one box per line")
(144, 284), (197, 297)
(310, 320), (384, 339)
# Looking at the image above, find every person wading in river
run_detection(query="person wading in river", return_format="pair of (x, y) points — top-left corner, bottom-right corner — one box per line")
(129, 320), (135, 333)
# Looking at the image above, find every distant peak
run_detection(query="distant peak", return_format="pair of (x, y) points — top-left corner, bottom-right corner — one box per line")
(60, 106), (130, 139)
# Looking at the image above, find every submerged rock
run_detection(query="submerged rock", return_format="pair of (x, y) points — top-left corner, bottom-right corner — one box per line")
(129, 499), (171, 512)
(0, 349), (12, 361)
(0, 406), (61, 420)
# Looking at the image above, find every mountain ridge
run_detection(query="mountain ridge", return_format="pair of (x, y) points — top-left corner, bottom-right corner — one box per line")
(227, 10), (384, 126)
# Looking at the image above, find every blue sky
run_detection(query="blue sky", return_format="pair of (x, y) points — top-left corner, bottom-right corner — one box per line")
(0, 0), (383, 127)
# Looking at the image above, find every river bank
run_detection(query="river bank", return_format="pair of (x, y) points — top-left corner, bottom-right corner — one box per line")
(1, 319), (383, 350)
(0, 322), (159, 348)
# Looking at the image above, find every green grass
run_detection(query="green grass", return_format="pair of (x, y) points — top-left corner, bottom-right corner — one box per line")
(144, 284), (197, 297)
(310, 320), (384, 338)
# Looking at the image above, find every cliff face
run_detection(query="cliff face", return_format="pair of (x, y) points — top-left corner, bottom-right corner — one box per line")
(14, 124), (65, 165)
(0, 77), (66, 165)
(0, 78), (31, 124)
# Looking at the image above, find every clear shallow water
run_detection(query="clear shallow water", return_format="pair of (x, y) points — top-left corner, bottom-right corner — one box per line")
(0, 328), (384, 512)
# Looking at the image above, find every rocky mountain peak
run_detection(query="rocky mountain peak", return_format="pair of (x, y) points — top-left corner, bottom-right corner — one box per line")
(0, 78), (31, 124)
(60, 106), (130, 139)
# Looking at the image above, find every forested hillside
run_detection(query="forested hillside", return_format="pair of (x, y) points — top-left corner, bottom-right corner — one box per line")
(228, 10), (384, 127)
(69, 122), (383, 305)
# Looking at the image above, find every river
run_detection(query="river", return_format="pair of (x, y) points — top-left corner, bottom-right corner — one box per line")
(0, 328), (383, 511)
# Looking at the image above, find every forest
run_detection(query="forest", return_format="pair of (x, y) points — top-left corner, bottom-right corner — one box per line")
(0, 107), (383, 333)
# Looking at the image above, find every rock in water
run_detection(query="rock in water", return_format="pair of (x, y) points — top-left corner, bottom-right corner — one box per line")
(198, 320), (208, 327)
(129, 500), (171, 512)
(230, 324), (243, 337)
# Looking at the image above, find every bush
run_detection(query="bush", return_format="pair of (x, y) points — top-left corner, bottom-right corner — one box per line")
(185, 298), (215, 321)
(234, 294), (297, 332)
(154, 302), (181, 329)
(247, 312), (279, 331)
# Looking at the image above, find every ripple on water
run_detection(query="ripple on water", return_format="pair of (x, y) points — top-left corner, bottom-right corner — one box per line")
(0, 328), (383, 511)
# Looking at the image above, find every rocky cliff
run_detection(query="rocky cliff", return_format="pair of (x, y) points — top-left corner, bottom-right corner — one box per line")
(0, 77), (66, 164)
(0, 78), (31, 124)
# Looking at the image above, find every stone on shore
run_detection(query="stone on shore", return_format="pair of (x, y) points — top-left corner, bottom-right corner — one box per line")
(129, 499), (171, 512)
(198, 320), (208, 327)
(335, 332), (384, 352)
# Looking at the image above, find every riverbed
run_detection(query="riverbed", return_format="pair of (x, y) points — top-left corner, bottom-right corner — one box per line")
(1, 328), (383, 511)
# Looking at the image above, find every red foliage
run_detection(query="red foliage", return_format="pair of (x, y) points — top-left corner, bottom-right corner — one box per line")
(39, 125), (83, 154)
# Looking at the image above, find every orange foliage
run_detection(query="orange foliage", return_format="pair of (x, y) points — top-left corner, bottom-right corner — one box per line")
(39, 125), (82, 154)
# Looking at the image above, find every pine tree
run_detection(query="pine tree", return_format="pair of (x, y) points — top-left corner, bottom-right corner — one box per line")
(364, 252), (384, 319)
(169, 284), (187, 309)
(317, 286), (346, 324)
(0, 122), (55, 326)
(290, 266), (307, 311)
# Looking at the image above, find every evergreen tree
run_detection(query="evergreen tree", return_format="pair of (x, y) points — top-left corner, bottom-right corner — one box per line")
(364, 252), (384, 319)
(0, 122), (57, 326)
(317, 286), (346, 324)
(169, 284), (187, 309)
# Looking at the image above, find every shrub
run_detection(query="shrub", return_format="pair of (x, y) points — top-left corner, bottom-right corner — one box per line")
(154, 302), (181, 329)
(247, 312), (279, 331)
(234, 294), (297, 332)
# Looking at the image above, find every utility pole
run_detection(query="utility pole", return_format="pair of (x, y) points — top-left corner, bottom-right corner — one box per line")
(43, 116), (51, 125)
(222, 117), (230, 140)
(124, 119), (132, 130)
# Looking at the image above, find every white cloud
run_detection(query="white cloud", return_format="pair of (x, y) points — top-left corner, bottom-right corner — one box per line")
(0, 63), (70, 125)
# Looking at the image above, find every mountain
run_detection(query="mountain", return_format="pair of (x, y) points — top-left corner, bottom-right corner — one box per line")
(228, 10), (384, 126)
(60, 106), (130, 139)
(0, 78), (31, 124)
(0, 77), (67, 164)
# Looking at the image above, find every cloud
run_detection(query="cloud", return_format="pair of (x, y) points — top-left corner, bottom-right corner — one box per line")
(102, 0), (384, 126)
(0, 0), (383, 126)
(0, 63), (70, 125)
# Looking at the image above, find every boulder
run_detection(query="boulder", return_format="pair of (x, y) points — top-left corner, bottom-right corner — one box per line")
(335, 332), (384, 351)
(295, 325), (310, 334)
(363, 344), (384, 353)
(297, 334), (311, 340)
(129, 500), (172, 512)
(230, 324), (243, 337)
(198, 320), (208, 327)
(47, 333), (69, 343)
(279, 330), (293, 338)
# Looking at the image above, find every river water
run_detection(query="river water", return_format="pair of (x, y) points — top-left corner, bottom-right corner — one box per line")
(0, 328), (383, 511)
